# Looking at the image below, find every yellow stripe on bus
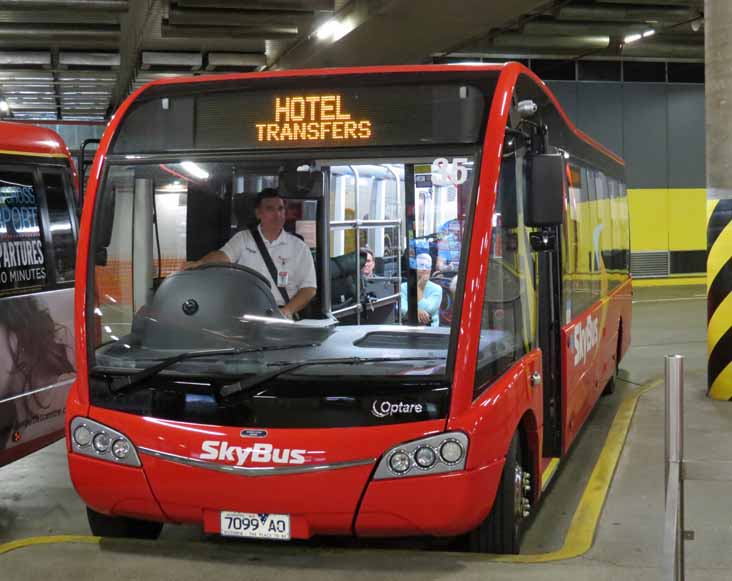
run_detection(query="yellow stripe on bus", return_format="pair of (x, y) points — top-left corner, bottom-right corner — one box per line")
(0, 148), (68, 159)
(708, 198), (720, 227)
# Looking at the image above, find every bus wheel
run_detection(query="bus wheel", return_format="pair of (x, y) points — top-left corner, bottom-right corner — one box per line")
(86, 507), (163, 540)
(468, 432), (529, 554)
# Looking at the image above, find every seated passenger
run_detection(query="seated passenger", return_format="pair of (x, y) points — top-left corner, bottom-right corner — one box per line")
(190, 188), (316, 319)
(400, 253), (442, 327)
(360, 247), (375, 278)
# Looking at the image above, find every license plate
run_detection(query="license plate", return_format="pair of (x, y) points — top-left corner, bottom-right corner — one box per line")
(220, 511), (291, 540)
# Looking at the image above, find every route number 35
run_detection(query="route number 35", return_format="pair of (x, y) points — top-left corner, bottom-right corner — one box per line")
(432, 157), (469, 187)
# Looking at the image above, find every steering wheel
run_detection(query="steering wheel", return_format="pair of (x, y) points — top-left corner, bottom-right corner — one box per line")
(186, 262), (272, 288)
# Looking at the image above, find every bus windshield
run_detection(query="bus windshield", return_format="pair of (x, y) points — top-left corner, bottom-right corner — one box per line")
(90, 153), (505, 390)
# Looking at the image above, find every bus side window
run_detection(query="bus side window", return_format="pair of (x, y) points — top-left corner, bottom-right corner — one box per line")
(473, 154), (533, 397)
(0, 168), (49, 295)
(42, 171), (76, 283)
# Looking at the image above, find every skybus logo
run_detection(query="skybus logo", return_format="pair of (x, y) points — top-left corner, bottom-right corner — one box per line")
(199, 441), (306, 466)
(572, 315), (599, 367)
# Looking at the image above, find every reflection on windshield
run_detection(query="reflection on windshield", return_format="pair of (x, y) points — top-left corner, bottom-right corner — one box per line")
(93, 156), (477, 381)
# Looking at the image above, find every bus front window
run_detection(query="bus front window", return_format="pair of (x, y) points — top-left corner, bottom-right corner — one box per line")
(90, 155), (476, 397)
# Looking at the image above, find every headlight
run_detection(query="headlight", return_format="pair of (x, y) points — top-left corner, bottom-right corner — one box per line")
(112, 439), (131, 459)
(73, 425), (92, 447)
(93, 432), (112, 453)
(415, 446), (437, 468)
(440, 440), (464, 464)
(373, 432), (469, 480)
(388, 451), (411, 474)
(69, 417), (141, 467)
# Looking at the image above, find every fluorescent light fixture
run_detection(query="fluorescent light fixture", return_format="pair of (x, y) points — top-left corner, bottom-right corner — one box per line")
(642, 29), (655, 38)
(315, 19), (349, 41)
(180, 161), (209, 180)
(316, 19), (339, 40)
(624, 33), (642, 43)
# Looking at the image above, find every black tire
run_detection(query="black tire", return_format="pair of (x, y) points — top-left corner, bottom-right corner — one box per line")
(86, 507), (163, 540)
(468, 432), (528, 554)
(603, 330), (622, 396)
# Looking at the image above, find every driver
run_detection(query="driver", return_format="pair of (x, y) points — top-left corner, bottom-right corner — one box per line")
(190, 188), (317, 319)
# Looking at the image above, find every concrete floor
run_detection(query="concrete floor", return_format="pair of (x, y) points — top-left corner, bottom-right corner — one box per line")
(1, 284), (729, 580)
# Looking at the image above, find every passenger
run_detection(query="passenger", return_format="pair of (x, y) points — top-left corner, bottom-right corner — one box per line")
(190, 188), (317, 319)
(360, 247), (375, 278)
(400, 253), (442, 327)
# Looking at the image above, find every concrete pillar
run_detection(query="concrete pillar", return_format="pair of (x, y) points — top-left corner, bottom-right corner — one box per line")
(706, 0), (732, 399)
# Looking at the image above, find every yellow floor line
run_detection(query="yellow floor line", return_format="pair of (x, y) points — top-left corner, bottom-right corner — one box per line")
(0, 378), (661, 562)
(489, 377), (662, 563)
(0, 535), (99, 556)
(541, 458), (561, 492)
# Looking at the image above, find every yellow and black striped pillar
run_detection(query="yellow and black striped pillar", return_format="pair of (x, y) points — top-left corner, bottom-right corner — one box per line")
(707, 199), (732, 399)
(706, 1), (732, 400)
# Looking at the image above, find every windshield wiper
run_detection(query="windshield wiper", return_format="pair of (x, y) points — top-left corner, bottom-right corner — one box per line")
(93, 344), (319, 394)
(219, 356), (442, 399)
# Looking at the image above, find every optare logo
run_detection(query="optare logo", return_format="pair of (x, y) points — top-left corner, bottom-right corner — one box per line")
(371, 400), (424, 418)
(200, 441), (306, 466)
(572, 315), (599, 367)
(241, 429), (268, 438)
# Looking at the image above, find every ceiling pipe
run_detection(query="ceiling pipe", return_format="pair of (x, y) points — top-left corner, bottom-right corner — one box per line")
(161, 24), (298, 39)
(557, 5), (694, 23)
(0, 0), (127, 9)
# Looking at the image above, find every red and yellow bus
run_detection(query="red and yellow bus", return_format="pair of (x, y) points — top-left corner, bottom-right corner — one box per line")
(0, 121), (78, 467)
(66, 63), (630, 552)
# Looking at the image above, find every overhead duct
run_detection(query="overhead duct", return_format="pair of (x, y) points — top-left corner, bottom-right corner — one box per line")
(206, 52), (266, 70)
(0, 0), (127, 9)
(161, 24), (299, 39)
(0, 51), (50, 66)
(491, 34), (611, 50)
(558, 5), (694, 23)
(0, 24), (119, 38)
(524, 21), (649, 37)
(141, 51), (202, 70)
(59, 52), (120, 67)
(174, 0), (334, 10)
(168, 7), (313, 26)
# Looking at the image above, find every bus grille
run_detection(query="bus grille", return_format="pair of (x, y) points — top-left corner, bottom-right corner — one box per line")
(631, 251), (670, 278)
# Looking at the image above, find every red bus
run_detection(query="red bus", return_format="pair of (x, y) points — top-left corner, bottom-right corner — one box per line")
(0, 121), (78, 467)
(66, 63), (630, 552)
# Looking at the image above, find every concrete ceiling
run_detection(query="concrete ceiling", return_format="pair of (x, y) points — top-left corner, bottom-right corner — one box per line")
(0, 0), (704, 122)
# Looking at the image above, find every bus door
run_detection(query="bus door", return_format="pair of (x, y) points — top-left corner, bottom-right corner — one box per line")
(525, 151), (565, 458)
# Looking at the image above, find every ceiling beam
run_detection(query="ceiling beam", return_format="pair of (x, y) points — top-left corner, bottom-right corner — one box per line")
(0, 0), (127, 9)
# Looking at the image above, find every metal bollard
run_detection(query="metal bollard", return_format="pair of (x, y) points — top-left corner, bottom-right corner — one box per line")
(664, 354), (684, 581)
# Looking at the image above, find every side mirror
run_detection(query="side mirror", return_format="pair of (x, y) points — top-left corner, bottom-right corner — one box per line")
(525, 153), (564, 227)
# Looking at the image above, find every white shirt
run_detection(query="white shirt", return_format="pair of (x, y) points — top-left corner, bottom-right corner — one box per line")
(220, 225), (317, 306)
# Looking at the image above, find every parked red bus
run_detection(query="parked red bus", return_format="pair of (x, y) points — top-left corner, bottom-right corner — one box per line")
(66, 63), (630, 552)
(0, 121), (78, 467)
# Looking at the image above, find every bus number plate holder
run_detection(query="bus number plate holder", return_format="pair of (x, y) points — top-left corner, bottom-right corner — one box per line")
(220, 511), (291, 540)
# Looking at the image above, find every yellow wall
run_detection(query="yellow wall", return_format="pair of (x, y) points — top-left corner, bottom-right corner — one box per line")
(628, 188), (706, 254)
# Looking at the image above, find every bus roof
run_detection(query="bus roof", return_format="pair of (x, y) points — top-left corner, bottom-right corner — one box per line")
(0, 120), (74, 160)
